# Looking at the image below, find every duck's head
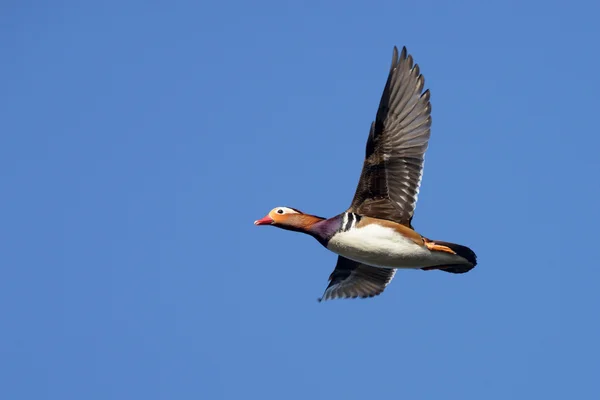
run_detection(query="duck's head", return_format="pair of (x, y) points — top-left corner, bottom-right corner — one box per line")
(254, 207), (323, 232)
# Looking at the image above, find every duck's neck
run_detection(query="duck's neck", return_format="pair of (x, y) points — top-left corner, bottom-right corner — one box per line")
(278, 213), (341, 247)
(280, 214), (325, 234)
(305, 214), (343, 247)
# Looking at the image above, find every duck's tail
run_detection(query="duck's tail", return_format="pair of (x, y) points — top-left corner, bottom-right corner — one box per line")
(421, 240), (477, 274)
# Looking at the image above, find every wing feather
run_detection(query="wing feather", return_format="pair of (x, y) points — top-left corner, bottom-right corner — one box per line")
(349, 46), (432, 226)
(319, 256), (396, 302)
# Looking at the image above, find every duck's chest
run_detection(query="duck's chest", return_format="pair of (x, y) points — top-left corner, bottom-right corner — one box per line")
(326, 224), (431, 268)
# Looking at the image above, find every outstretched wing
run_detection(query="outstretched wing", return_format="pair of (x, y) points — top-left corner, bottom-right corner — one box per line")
(318, 256), (396, 302)
(349, 46), (432, 227)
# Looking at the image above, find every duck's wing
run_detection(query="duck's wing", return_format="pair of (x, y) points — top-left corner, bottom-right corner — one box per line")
(348, 46), (432, 227)
(318, 256), (396, 302)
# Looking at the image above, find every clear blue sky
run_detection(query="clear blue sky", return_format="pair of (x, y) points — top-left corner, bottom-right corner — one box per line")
(2, 1), (599, 399)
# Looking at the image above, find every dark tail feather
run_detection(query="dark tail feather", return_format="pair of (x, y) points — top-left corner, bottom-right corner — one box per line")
(423, 240), (477, 274)
(435, 241), (477, 266)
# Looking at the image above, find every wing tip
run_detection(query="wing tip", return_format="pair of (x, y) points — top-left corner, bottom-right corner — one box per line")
(391, 46), (409, 69)
(400, 46), (407, 60)
(317, 287), (387, 303)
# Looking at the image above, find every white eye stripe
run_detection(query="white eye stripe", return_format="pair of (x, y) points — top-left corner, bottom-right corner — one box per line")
(275, 207), (299, 215)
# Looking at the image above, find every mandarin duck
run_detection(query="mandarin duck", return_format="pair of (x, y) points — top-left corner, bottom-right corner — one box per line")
(255, 46), (477, 301)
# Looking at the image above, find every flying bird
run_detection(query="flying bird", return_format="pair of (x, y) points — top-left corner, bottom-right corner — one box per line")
(255, 46), (477, 301)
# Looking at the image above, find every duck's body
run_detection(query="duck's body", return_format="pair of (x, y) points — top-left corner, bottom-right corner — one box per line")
(324, 214), (467, 269)
(255, 46), (477, 301)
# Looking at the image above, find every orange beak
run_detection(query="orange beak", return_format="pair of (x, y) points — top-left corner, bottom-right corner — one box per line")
(254, 215), (274, 226)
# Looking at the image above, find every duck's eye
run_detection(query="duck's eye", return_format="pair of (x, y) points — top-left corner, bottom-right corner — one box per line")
(277, 209), (284, 214)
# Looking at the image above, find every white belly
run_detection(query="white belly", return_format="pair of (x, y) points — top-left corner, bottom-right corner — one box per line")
(327, 224), (460, 269)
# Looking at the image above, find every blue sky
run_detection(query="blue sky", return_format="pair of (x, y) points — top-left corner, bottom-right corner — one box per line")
(2, 1), (599, 399)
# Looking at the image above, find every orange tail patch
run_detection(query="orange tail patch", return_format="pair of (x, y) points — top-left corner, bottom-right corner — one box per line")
(424, 240), (457, 255)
